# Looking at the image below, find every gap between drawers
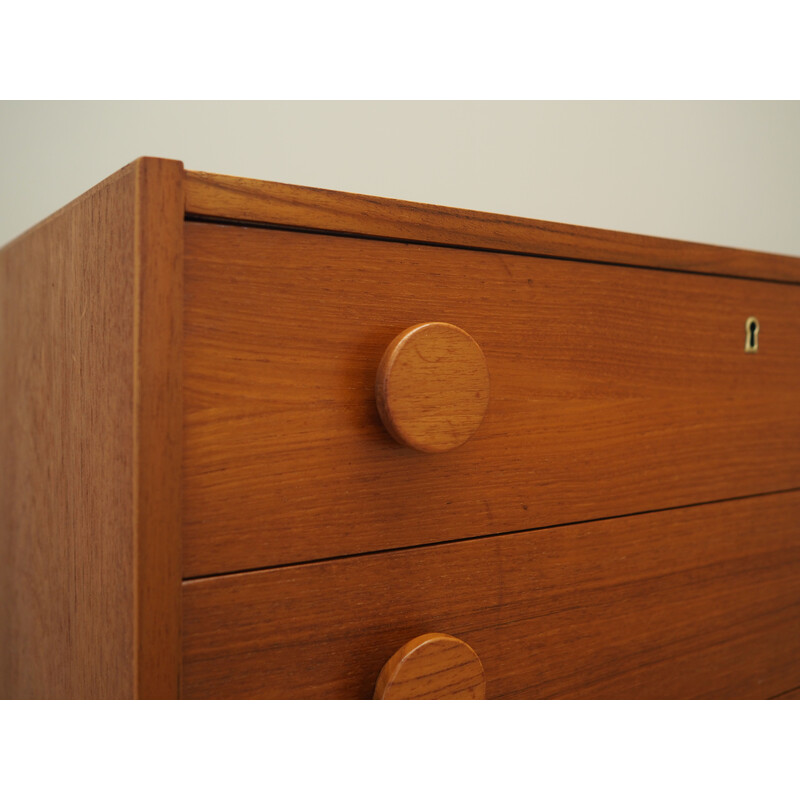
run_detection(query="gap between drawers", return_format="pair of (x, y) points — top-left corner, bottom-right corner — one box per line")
(183, 485), (800, 583)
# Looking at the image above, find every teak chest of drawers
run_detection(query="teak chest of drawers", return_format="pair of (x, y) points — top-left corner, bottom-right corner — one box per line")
(2, 157), (800, 699)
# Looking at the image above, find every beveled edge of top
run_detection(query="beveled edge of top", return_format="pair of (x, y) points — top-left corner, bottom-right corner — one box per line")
(184, 167), (800, 285)
(5, 159), (799, 285)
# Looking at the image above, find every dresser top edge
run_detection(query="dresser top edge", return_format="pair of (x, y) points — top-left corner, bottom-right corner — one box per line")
(185, 167), (800, 285)
(3, 157), (799, 285)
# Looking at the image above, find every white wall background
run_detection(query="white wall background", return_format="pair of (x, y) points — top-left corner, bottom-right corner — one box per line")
(2, 101), (799, 256)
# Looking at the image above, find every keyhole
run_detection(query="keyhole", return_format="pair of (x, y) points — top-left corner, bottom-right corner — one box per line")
(745, 316), (759, 353)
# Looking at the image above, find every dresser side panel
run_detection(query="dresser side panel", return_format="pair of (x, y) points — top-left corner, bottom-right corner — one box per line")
(134, 158), (184, 699)
(0, 158), (183, 699)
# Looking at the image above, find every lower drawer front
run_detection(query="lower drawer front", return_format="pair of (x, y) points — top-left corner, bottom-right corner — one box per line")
(182, 492), (800, 699)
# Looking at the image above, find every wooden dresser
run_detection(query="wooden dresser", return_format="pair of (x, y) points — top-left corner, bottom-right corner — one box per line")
(2, 157), (799, 699)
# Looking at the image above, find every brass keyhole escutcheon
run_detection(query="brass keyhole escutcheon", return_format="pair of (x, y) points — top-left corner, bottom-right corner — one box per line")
(745, 316), (760, 353)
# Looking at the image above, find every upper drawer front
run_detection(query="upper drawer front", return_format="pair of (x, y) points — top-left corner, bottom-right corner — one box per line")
(184, 222), (800, 576)
(182, 492), (800, 699)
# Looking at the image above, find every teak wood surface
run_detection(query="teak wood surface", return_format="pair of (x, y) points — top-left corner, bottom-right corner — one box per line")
(375, 322), (491, 453)
(374, 633), (486, 699)
(0, 158), (183, 698)
(182, 492), (800, 700)
(183, 223), (800, 576)
(773, 686), (800, 699)
(184, 170), (800, 284)
(4, 157), (800, 700)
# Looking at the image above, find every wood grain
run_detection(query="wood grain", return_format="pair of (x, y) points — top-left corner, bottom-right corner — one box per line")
(184, 170), (800, 284)
(181, 492), (800, 699)
(0, 157), (183, 698)
(134, 158), (184, 699)
(183, 223), (800, 576)
(374, 633), (486, 699)
(772, 686), (800, 699)
(375, 322), (490, 453)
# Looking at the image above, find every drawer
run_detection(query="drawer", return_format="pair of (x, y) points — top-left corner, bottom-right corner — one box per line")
(184, 222), (800, 576)
(182, 491), (800, 699)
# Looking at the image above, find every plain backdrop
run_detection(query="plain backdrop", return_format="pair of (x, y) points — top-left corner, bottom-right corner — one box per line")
(2, 101), (800, 254)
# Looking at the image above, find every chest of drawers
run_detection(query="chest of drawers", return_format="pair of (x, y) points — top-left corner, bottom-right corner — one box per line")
(2, 157), (799, 699)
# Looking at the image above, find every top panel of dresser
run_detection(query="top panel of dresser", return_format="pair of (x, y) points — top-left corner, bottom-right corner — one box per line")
(184, 170), (800, 284)
(182, 205), (800, 577)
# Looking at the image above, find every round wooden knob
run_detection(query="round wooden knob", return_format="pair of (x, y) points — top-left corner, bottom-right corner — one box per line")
(375, 322), (490, 453)
(374, 633), (486, 699)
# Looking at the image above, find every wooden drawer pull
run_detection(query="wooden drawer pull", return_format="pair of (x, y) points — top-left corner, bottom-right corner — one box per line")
(374, 633), (486, 699)
(375, 322), (490, 453)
